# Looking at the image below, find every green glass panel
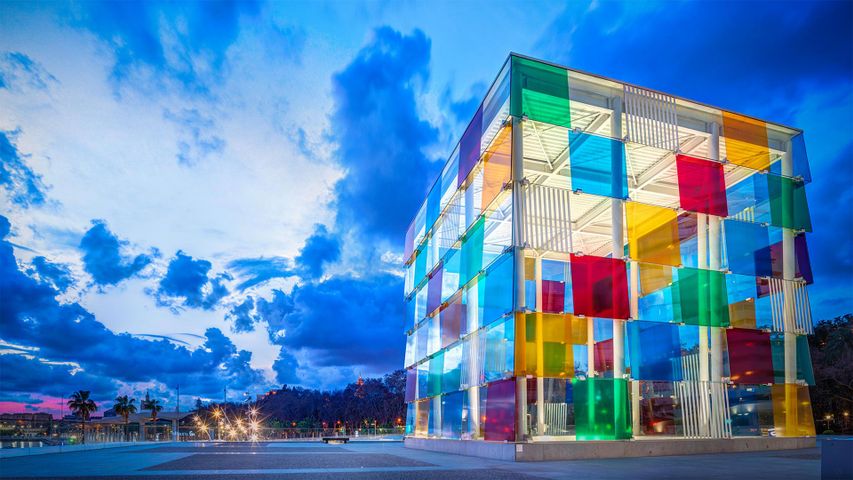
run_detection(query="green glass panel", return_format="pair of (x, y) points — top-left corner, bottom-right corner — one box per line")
(510, 56), (571, 127)
(428, 352), (444, 397)
(461, 216), (485, 287)
(768, 175), (811, 232)
(772, 334), (815, 385)
(573, 378), (632, 440)
(673, 267), (730, 327)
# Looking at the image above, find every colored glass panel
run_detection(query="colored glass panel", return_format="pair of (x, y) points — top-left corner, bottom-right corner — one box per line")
(771, 383), (816, 437)
(482, 316), (515, 383)
(516, 312), (586, 377)
(673, 267), (729, 327)
(481, 124), (512, 210)
(768, 174), (811, 232)
(766, 233), (813, 283)
(484, 378), (516, 441)
(594, 338), (614, 373)
(458, 106), (483, 187)
(404, 220), (416, 263)
(440, 292), (466, 349)
(443, 344), (462, 393)
(426, 181), (442, 234)
(405, 368), (417, 403)
(724, 220), (773, 277)
(726, 328), (773, 384)
(441, 391), (465, 439)
(428, 352), (444, 397)
(728, 299), (757, 329)
(415, 399), (430, 436)
(426, 265), (443, 317)
(542, 279), (566, 313)
(728, 384), (773, 437)
(771, 334), (815, 386)
(570, 254), (630, 320)
(627, 202), (681, 267)
(510, 56), (571, 127)
(722, 111), (771, 171)
(460, 217), (485, 287)
(627, 321), (682, 381)
(573, 378), (632, 440)
(637, 381), (681, 436)
(482, 253), (514, 327)
(568, 131), (629, 199)
(769, 133), (812, 183)
(676, 154), (728, 216)
(639, 262), (673, 296)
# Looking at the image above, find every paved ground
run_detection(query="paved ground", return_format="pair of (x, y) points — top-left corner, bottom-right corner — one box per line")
(0, 440), (821, 479)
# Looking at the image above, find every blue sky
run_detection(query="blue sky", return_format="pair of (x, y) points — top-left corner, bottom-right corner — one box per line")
(1, 0), (851, 414)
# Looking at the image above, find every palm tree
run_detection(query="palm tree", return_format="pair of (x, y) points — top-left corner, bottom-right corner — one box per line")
(68, 390), (97, 444)
(112, 395), (137, 442)
(141, 392), (163, 421)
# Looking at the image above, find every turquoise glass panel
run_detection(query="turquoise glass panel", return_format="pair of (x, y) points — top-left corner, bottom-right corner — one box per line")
(428, 352), (444, 397)
(568, 131), (628, 199)
(461, 217), (485, 288)
(482, 252), (514, 327)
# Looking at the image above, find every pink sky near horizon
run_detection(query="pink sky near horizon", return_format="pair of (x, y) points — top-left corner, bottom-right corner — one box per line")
(0, 396), (103, 419)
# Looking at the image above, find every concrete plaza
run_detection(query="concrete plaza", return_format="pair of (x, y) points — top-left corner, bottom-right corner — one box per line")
(0, 440), (821, 479)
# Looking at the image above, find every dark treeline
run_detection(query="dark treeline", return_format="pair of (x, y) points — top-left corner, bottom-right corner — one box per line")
(199, 370), (406, 429)
(809, 314), (853, 434)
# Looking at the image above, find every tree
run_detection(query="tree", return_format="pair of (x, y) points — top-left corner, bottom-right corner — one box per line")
(195, 397), (204, 411)
(141, 392), (163, 421)
(68, 390), (97, 444)
(112, 395), (137, 442)
(809, 314), (853, 433)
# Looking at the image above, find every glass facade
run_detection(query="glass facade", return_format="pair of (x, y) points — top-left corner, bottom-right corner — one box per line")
(403, 54), (815, 442)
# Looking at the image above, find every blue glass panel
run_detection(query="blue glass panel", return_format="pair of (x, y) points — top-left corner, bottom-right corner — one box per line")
(441, 391), (465, 439)
(426, 181), (442, 234)
(405, 402), (415, 435)
(483, 316), (514, 383)
(769, 133), (811, 183)
(726, 174), (771, 224)
(416, 361), (429, 400)
(627, 321), (683, 381)
(482, 253), (514, 327)
(443, 344), (462, 393)
(568, 131), (628, 199)
(724, 220), (773, 277)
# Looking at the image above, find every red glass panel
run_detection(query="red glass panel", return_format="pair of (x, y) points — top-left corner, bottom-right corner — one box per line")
(484, 378), (516, 441)
(727, 328), (774, 384)
(676, 154), (728, 217)
(542, 279), (565, 313)
(570, 254), (630, 319)
(594, 338), (614, 373)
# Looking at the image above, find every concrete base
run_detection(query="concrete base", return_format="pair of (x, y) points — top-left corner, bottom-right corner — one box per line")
(404, 436), (816, 462)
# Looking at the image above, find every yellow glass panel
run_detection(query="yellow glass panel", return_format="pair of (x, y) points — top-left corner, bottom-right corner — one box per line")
(771, 383), (816, 437)
(639, 263), (672, 295)
(415, 398), (430, 436)
(627, 202), (680, 267)
(524, 256), (535, 281)
(481, 124), (512, 210)
(722, 111), (771, 171)
(515, 312), (585, 377)
(728, 299), (757, 329)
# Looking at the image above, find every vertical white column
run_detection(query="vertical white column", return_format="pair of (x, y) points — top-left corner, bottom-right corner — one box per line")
(511, 115), (527, 441)
(610, 95), (625, 380)
(535, 256), (545, 437)
(697, 212), (710, 437)
(782, 141), (796, 386)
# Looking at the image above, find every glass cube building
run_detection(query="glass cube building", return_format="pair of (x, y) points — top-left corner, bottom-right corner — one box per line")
(403, 54), (816, 443)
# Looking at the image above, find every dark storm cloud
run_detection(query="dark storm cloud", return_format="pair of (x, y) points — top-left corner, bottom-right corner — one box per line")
(79, 220), (153, 287)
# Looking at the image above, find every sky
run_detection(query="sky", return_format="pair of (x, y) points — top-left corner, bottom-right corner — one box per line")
(1, 0), (851, 416)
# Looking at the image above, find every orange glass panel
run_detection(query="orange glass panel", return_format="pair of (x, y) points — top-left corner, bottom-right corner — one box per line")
(722, 111), (771, 171)
(771, 384), (816, 437)
(627, 202), (680, 267)
(481, 124), (512, 210)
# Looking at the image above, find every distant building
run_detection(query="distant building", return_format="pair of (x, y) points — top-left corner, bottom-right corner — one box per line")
(0, 413), (54, 437)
